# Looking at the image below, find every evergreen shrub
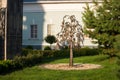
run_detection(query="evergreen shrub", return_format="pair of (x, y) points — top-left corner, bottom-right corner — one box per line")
(0, 52), (42, 74)
(25, 45), (33, 50)
(0, 47), (100, 74)
(44, 46), (51, 50)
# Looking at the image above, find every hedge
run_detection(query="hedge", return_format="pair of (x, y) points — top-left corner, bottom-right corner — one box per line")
(0, 52), (42, 74)
(22, 47), (100, 58)
(0, 47), (100, 74)
(48, 47), (99, 57)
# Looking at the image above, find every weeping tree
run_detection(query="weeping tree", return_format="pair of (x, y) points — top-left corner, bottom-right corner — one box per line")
(57, 15), (84, 67)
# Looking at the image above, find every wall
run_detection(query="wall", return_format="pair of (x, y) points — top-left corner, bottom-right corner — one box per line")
(1, 0), (7, 8)
(23, 2), (98, 49)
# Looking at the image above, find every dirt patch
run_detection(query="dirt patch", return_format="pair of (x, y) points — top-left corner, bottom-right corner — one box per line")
(39, 63), (102, 70)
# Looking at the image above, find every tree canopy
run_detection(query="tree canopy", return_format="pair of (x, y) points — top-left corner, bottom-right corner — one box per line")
(45, 35), (56, 47)
(82, 0), (120, 49)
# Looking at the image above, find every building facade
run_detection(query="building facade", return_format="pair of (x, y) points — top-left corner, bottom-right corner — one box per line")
(23, 0), (98, 49)
(0, 0), (23, 59)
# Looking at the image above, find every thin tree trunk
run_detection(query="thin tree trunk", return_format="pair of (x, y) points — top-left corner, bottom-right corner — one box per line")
(69, 41), (73, 67)
(4, 8), (7, 61)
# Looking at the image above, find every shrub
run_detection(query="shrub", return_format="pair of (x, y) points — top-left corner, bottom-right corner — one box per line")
(22, 48), (32, 56)
(0, 47), (100, 74)
(44, 46), (51, 50)
(53, 47), (100, 58)
(22, 47), (100, 58)
(73, 47), (100, 57)
(0, 51), (42, 74)
(25, 45), (33, 50)
(44, 35), (57, 49)
(114, 35), (120, 50)
(45, 35), (56, 44)
(53, 50), (69, 58)
(101, 48), (117, 57)
(0, 60), (13, 74)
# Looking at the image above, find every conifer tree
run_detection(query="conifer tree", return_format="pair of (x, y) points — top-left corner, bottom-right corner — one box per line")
(82, 0), (120, 56)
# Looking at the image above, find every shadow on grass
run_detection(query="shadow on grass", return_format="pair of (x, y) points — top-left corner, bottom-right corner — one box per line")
(0, 57), (68, 75)
(0, 55), (111, 75)
(40, 57), (69, 64)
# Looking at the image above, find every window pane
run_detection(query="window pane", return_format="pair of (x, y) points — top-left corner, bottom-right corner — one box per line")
(30, 25), (37, 38)
(47, 24), (51, 35)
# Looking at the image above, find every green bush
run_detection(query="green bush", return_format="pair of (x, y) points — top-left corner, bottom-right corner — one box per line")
(25, 45), (33, 50)
(0, 47), (100, 74)
(0, 60), (13, 74)
(44, 46), (51, 50)
(44, 35), (57, 45)
(73, 47), (100, 57)
(43, 50), (54, 57)
(0, 52), (42, 74)
(53, 50), (69, 58)
(44, 47), (100, 58)
(101, 48), (117, 57)
(22, 47), (100, 58)
(22, 48), (32, 56)
(13, 52), (42, 68)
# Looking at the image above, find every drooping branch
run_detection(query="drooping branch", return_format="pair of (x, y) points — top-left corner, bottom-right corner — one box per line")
(56, 15), (84, 66)
(57, 15), (84, 49)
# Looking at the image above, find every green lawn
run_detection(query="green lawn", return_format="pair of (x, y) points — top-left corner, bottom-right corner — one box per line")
(0, 55), (119, 80)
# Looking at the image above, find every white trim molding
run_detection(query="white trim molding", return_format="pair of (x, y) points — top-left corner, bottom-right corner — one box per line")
(24, 0), (103, 4)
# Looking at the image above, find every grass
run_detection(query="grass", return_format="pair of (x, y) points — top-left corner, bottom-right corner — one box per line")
(0, 55), (119, 80)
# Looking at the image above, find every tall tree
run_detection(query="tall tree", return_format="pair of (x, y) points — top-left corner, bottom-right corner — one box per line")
(57, 15), (84, 67)
(82, 0), (120, 56)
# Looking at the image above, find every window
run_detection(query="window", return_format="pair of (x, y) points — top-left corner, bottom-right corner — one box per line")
(47, 24), (56, 35)
(47, 24), (52, 35)
(30, 25), (37, 39)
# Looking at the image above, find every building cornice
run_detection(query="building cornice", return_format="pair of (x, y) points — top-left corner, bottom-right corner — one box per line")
(24, 0), (102, 4)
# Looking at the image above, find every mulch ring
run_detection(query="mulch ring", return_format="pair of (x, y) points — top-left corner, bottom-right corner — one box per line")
(39, 63), (102, 70)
